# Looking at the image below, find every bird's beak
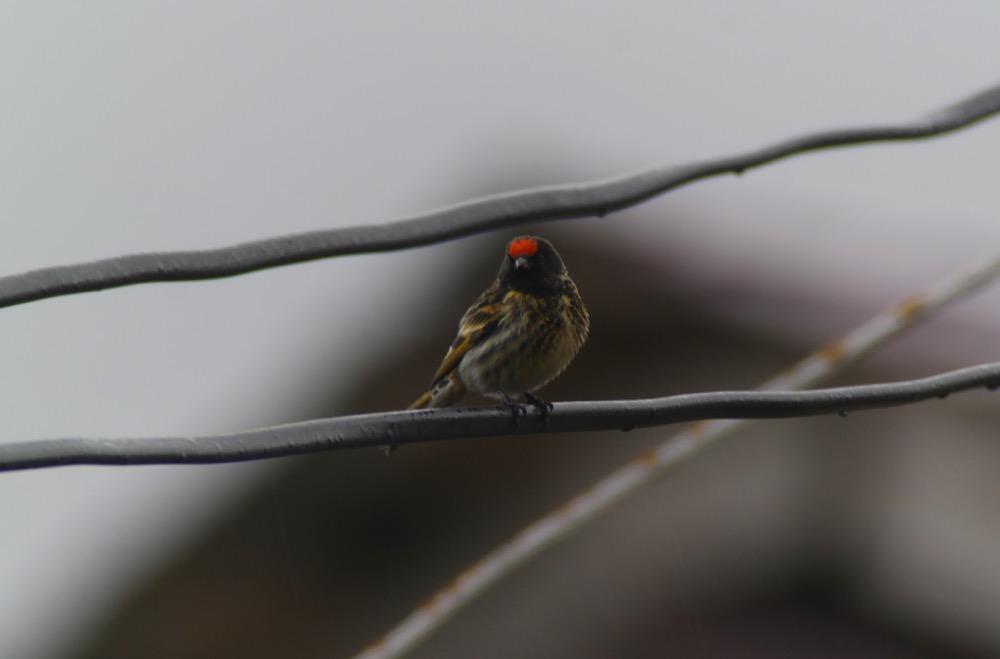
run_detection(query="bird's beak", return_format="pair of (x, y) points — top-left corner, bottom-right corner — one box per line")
(514, 256), (530, 270)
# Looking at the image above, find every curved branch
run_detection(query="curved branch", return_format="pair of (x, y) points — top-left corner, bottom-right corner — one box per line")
(3, 82), (1000, 309)
(2, 362), (998, 472)
(351, 254), (1000, 659)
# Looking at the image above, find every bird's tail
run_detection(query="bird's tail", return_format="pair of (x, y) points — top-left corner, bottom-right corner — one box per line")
(408, 389), (434, 410)
(384, 374), (466, 454)
(408, 372), (466, 409)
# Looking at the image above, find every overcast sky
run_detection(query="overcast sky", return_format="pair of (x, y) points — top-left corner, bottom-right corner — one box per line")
(2, 3), (1000, 657)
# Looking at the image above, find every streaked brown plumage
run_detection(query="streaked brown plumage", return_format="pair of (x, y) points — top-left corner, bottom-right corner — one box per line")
(395, 236), (588, 450)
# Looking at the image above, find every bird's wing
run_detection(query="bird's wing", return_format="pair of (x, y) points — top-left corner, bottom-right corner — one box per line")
(431, 285), (506, 383)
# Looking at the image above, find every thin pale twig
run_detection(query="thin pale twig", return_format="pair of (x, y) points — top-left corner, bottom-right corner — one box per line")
(351, 254), (1000, 659)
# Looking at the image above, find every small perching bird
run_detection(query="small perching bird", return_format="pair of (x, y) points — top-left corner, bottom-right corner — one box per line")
(392, 236), (589, 451)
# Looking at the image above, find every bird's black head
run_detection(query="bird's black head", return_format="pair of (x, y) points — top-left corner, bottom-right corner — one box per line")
(498, 235), (567, 294)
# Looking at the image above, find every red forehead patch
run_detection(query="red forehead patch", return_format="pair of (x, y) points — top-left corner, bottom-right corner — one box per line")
(508, 237), (539, 258)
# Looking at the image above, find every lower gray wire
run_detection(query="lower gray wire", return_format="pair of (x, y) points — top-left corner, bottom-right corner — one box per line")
(1, 362), (997, 472)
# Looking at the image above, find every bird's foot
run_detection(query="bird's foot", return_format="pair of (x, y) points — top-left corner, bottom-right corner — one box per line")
(502, 394), (526, 426)
(524, 392), (553, 427)
(524, 392), (553, 413)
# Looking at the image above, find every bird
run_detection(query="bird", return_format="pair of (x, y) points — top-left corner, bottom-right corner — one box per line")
(391, 235), (589, 452)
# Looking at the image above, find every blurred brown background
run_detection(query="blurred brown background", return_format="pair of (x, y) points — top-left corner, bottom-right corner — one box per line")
(72, 231), (1000, 659)
(4, 3), (1000, 659)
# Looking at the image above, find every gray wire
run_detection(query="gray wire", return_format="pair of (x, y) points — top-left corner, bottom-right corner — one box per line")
(1, 82), (999, 309)
(1, 362), (996, 472)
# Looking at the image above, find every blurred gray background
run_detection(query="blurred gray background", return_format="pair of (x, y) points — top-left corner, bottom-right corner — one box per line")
(2, 2), (1000, 658)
